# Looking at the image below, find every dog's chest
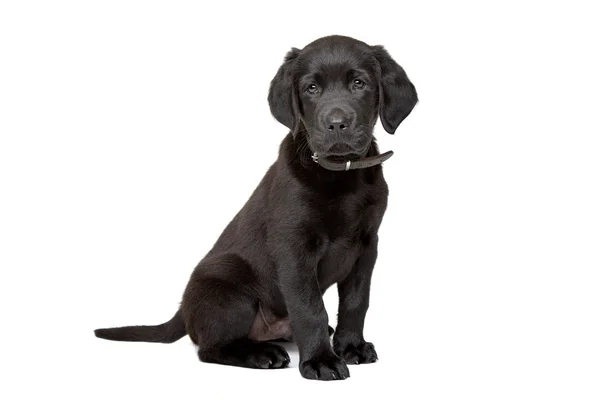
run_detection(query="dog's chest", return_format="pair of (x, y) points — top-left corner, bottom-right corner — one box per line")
(317, 237), (359, 290)
(315, 196), (377, 290)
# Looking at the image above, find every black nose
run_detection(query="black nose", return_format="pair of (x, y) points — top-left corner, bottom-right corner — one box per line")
(325, 108), (353, 134)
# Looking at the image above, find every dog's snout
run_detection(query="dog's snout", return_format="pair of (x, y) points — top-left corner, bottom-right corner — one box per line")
(325, 108), (353, 134)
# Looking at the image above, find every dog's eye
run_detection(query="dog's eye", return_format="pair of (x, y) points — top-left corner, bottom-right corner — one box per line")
(306, 84), (319, 94)
(353, 79), (366, 90)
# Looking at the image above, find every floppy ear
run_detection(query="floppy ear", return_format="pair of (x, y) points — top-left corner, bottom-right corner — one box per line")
(268, 48), (301, 132)
(372, 45), (418, 134)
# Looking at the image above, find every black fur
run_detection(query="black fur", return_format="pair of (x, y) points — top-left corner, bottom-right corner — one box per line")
(94, 310), (185, 343)
(95, 35), (418, 381)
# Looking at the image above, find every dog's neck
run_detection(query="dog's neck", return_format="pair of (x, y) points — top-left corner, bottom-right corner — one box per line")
(291, 131), (388, 169)
(311, 150), (394, 172)
(279, 132), (385, 191)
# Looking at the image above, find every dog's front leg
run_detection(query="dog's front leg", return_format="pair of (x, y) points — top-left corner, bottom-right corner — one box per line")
(274, 246), (350, 381)
(333, 234), (379, 364)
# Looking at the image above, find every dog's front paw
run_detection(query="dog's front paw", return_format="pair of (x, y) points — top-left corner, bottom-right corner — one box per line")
(334, 338), (378, 365)
(299, 351), (350, 381)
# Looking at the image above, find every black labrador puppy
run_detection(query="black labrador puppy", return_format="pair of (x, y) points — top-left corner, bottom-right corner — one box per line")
(95, 35), (418, 381)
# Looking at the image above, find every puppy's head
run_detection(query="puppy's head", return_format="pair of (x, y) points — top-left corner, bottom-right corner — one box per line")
(268, 35), (418, 160)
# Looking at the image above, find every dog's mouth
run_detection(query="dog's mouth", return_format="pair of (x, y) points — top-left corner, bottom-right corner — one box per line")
(321, 143), (366, 162)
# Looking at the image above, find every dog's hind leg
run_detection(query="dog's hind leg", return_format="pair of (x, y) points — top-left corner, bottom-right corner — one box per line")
(181, 254), (290, 369)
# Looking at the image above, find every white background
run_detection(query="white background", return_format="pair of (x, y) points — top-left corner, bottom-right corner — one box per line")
(1, 1), (599, 399)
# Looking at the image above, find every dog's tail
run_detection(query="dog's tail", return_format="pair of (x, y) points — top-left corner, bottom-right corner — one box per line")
(94, 309), (186, 343)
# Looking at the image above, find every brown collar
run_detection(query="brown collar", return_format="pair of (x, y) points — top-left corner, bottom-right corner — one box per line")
(311, 150), (394, 171)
